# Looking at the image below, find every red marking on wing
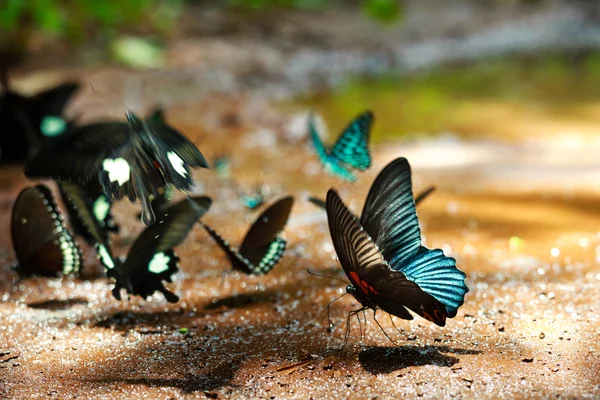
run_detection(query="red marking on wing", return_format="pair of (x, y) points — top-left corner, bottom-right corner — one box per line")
(349, 271), (379, 295)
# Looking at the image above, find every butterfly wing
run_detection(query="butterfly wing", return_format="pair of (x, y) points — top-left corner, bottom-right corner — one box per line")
(326, 189), (448, 325)
(308, 113), (330, 164)
(237, 196), (294, 274)
(111, 196), (212, 302)
(11, 185), (83, 276)
(360, 157), (421, 267)
(31, 82), (79, 139)
(330, 111), (373, 171)
(24, 122), (131, 180)
(398, 247), (469, 318)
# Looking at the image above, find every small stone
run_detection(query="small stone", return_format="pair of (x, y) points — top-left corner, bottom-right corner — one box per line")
(522, 358), (534, 363)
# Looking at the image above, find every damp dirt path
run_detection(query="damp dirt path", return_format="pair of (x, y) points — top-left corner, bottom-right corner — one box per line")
(1, 76), (600, 399)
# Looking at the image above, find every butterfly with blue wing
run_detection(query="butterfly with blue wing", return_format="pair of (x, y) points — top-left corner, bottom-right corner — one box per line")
(325, 157), (468, 343)
(11, 185), (83, 276)
(0, 71), (79, 163)
(24, 108), (209, 226)
(309, 111), (373, 182)
(200, 196), (294, 275)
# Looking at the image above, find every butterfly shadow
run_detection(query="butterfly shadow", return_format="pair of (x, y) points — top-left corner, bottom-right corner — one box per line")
(358, 345), (481, 374)
(204, 290), (280, 310)
(87, 354), (246, 394)
(26, 297), (90, 310)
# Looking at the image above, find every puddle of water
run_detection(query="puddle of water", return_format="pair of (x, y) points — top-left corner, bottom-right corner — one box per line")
(286, 54), (600, 144)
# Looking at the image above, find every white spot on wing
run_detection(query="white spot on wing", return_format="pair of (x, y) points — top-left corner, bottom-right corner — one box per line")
(148, 252), (171, 274)
(98, 245), (115, 269)
(103, 158), (131, 186)
(167, 151), (187, 177)
(93, 196), (111, 222)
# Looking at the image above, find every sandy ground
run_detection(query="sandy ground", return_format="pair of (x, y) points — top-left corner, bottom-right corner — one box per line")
(1, 95), (600, 399)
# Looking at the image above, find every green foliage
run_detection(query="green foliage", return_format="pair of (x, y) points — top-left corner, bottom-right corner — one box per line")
(0, 0), (182, 41)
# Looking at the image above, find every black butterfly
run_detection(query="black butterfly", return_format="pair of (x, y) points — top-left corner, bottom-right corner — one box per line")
(325, 158), (468, 333)
(0, 74), (79, 163)
(309, 185), (436, 211)
(24, 109), (209, 226)
(58, 180), (119, 246)
(200, 196), (294, 274)
(11, 184), (83, 276)
(57, 183), (212, 302)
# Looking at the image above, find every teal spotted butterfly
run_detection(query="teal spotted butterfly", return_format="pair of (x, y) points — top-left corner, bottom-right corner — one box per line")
(325, 158), (468, 331)
(309, 111), (374, 182)
(0, 70), (79, 163)
(200, 196), (294, 274)
(54, 181), (211, 302)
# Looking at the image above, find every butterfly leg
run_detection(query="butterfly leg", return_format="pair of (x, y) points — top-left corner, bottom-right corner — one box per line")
(388, 314), (404, 338)
(373, 309), (399, 346)
(326, 291), (348, 333)
(341, 307), (367, 350)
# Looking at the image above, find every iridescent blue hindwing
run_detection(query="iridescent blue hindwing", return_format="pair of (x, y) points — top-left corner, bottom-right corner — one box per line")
(396, 247), (469, 317)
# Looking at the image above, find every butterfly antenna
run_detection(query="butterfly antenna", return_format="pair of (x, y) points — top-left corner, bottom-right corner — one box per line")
(373, 309), (398, 346)
(306, 269), (349, 285)
(326, 291), (347, 333)
(415, 185), (436, 206)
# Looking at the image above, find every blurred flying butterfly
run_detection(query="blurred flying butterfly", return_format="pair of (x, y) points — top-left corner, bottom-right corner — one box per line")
(24, 108), (209, 226)
(59, 183), (211, 302)
(200, 196), (294, 274)
(308, 185), (436, 211)
(325, 157), (468, 338)
(213, 154), (231, 179)
(58, 180), (119, 246)
(11, 184), (83, 276)
(240, 184), (271, 210)
(0, 73), (79, 163)
(309, 111), (373, 182)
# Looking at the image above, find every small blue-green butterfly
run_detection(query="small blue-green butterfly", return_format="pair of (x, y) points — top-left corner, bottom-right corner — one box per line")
(309, 111), (374, 182)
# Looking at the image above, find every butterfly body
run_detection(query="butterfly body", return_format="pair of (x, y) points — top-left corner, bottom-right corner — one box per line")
(25, 109), (208, 226)
(309, 111), (373, 183)
(201, 196), (294, 275)
(326, 158), (468, 329)
(11, 185), (83, 276)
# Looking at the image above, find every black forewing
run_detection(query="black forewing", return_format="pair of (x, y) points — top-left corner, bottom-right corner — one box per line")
(360, 157), (421, 267)
(31, 82), (79, 117)
(146, 111), (208, 169)
(24, 122), (131, 180)
(326, 189), (447, 326)
(238, 196), (294, 265)
(11, 185), (83, 276)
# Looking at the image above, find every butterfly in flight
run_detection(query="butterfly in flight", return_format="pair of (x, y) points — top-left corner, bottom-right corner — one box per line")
(309, 111), (373, 182)
(11, 185), (83, 276)
(0, 70), (79, 163)
(58, 180), (119, 246)
(200, 196), (294, 274)
(325, 157), (468, 341)
(59, 182), (212, 302)
(308, 185), (436, 211)
(24, 108), (209, 226)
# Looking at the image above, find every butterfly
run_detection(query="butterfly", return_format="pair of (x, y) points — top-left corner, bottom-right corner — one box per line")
(200, 196), (294, 274)
(58, 181), (212, 302)
(24, 108), (209, 226)
(309, 111), (373, 182)
(58, 180), (119, 246)
(308, 185), (436, 211)
(325, 157), (468, 333)
(0, 76), (79, 163)
(240, 185), (271, 210)
(11, 184), (83, 276)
